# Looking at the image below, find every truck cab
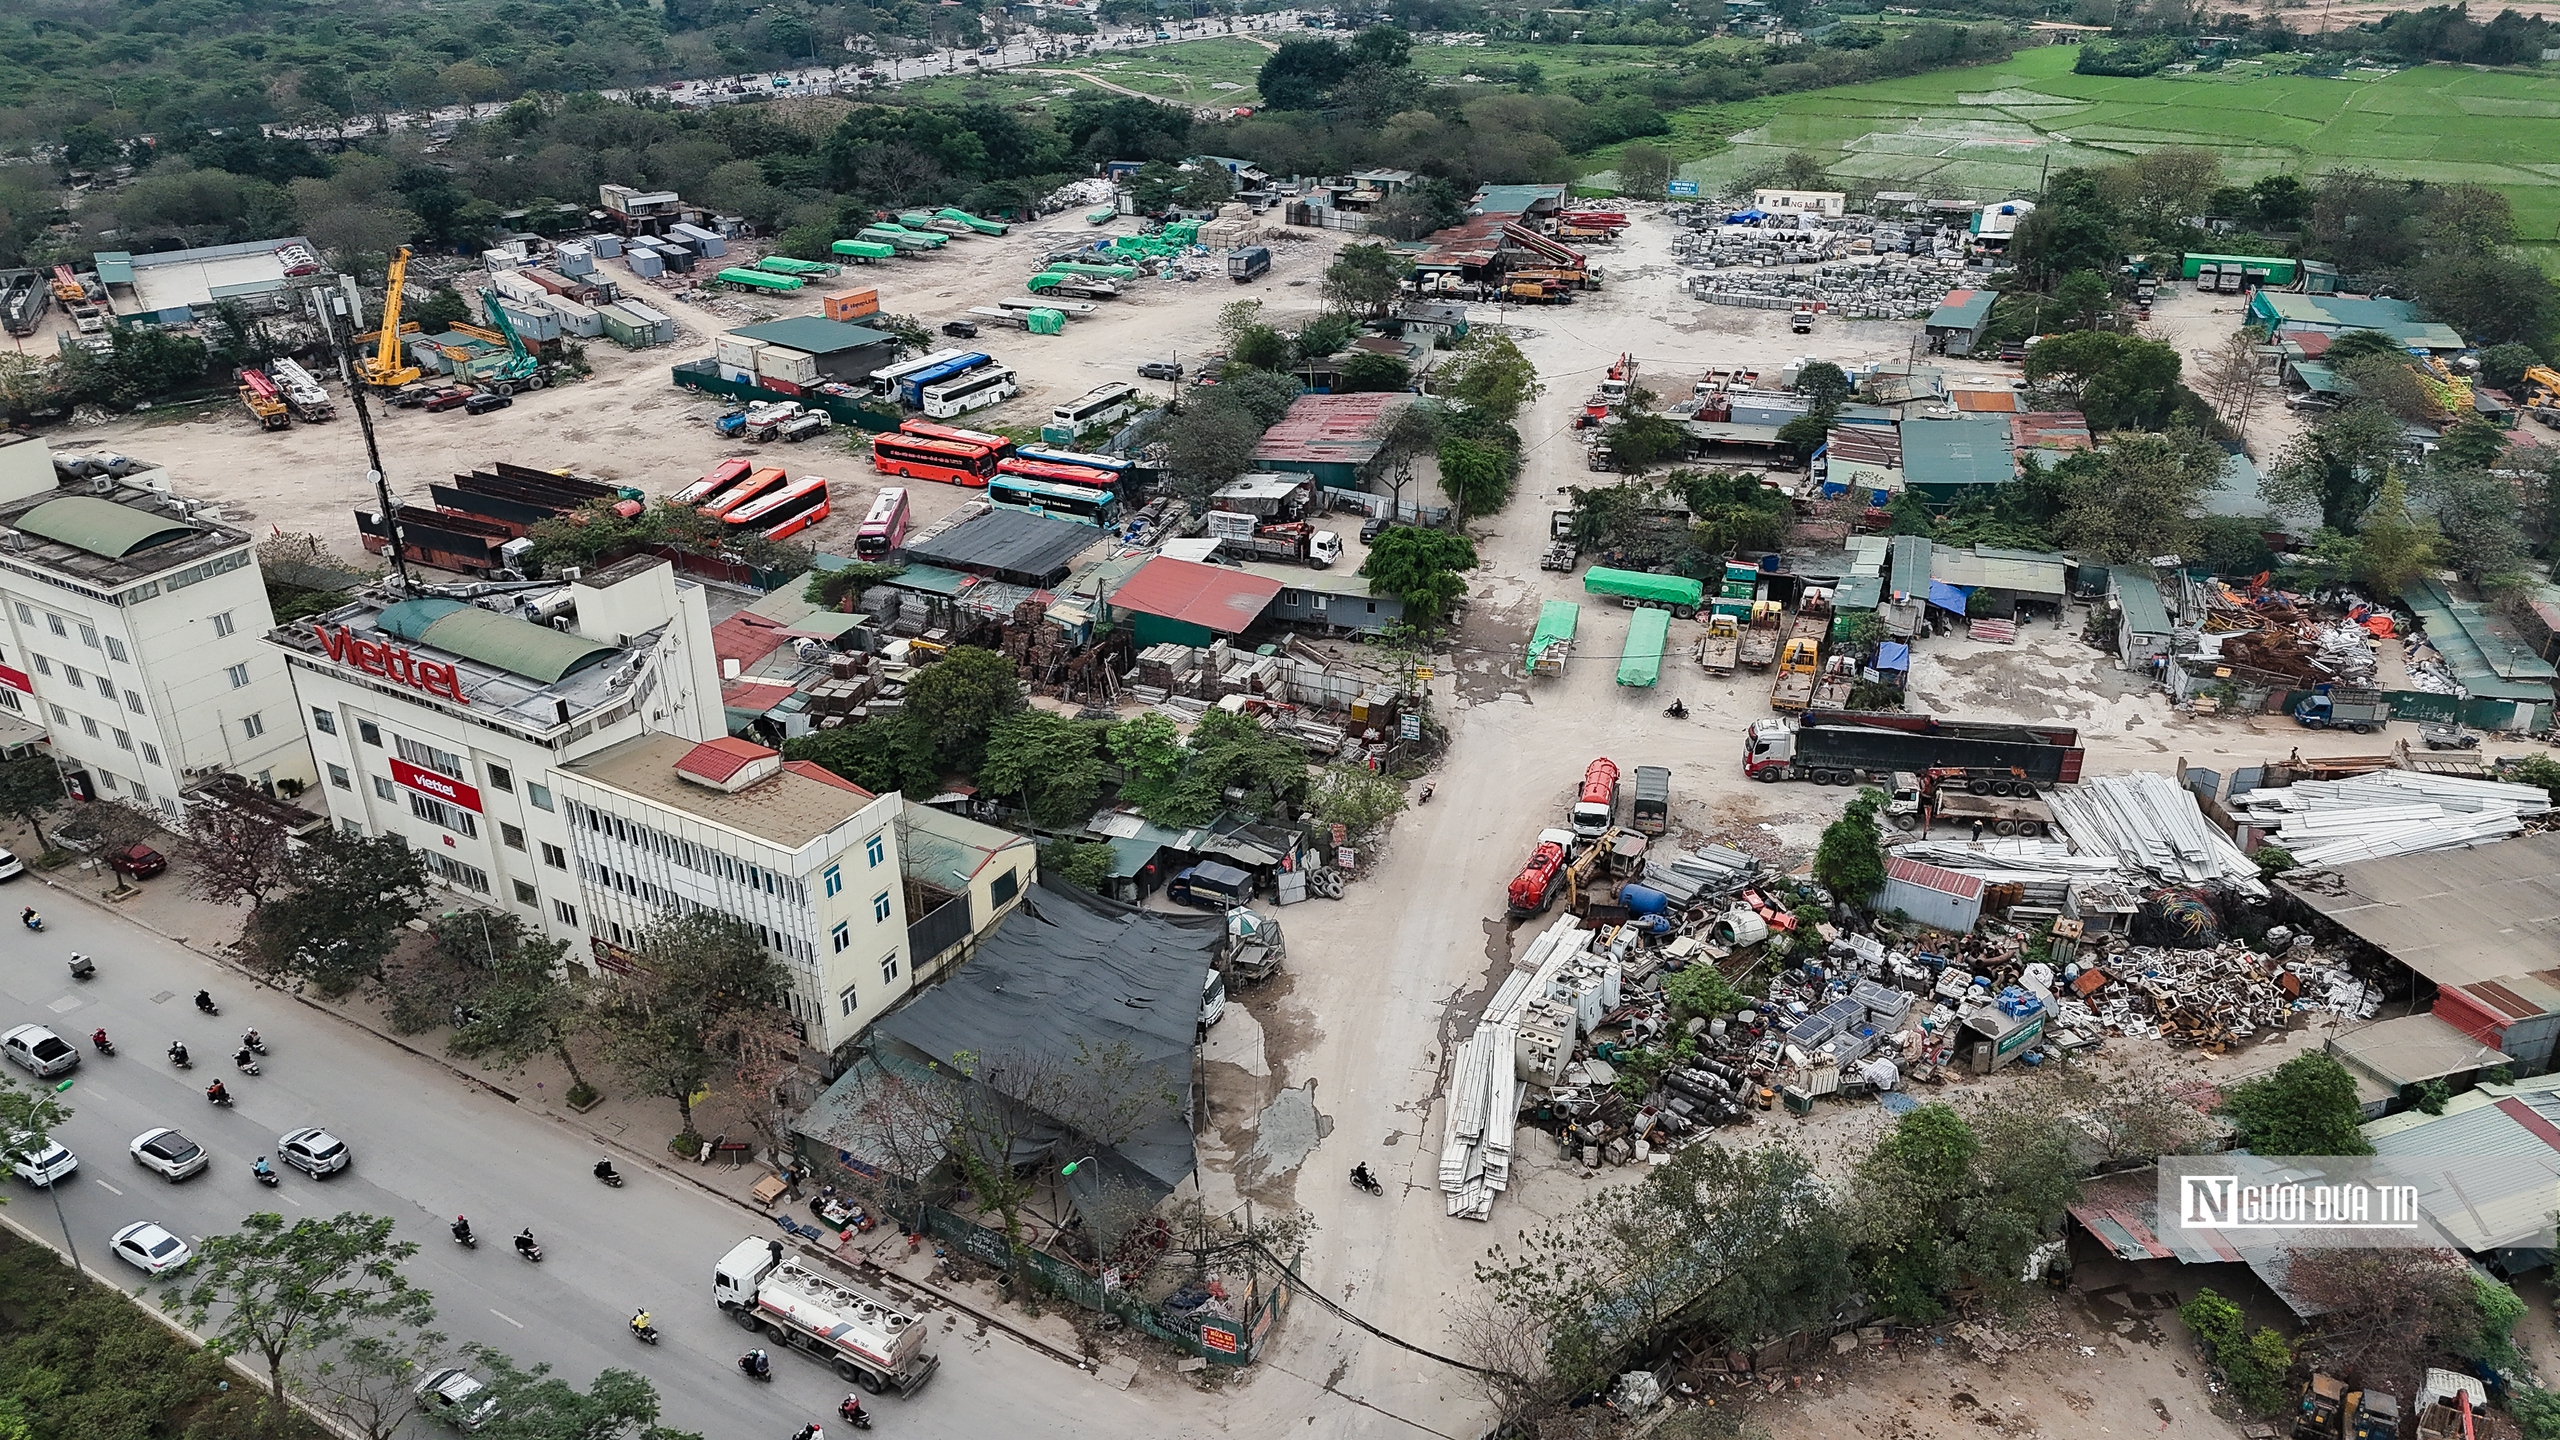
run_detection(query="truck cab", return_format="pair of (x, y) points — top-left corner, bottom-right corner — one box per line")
(1307, 530), (1340, 568)
(1743, 718), (1797, 779)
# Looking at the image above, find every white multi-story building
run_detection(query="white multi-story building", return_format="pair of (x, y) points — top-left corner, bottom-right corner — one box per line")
(0, 433), (315, 812)
(270, 554), (727, 956)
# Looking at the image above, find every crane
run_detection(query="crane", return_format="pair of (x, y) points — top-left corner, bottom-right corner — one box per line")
(358, 246), (421, 391)
(468, 289), (550, 396)
(2523, 364), (2560, 409)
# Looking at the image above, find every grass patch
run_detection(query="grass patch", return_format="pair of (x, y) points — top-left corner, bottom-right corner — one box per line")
(1045, 36), (1276, 103)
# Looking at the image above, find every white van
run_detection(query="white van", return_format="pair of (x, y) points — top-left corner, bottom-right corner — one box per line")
(1200, 969), (1227, 1030)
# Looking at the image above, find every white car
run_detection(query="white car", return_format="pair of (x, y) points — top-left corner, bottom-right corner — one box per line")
(7, 1133), (76, 1186)
(0, 847), (24, 881)
(110, 1220), (192, 1275)
(130, 1127), (209, 1181)
(416, 1364), (498, 1430)
(278, 1127), (350, 1178)
(2, 1024), (79, 1079)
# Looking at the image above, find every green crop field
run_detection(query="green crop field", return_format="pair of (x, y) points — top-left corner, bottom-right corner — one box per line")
(1634, 44), (2560, 258)
(1044, 37), (1277, 105)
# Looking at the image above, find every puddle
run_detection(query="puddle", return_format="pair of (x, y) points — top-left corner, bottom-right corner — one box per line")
(1237, 1081), (1329, 1187)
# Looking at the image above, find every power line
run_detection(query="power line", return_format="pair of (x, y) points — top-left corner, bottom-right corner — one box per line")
(1241, 1239), (1503, 1377)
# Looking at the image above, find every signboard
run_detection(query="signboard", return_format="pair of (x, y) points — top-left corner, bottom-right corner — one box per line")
(1398, 713), (1421, 741)
(1204, 509), (1259, 540)
(1102, 1266), (1122, 1292)
(1336, 846), (1355, 870)
(0, 664), (27, 694)
(315, 624), (470, 706)
(1666, 180), (1700, 197)
(1329, 823), (1347, 848)
(1992, 1012), (2046, 1065)
(391, 758), (485, 813)
(1199, 1323), (1239, 1355)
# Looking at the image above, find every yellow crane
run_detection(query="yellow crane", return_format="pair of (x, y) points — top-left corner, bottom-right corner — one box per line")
(2523, 364), (2560, 409)
(358, 246), (421, 391)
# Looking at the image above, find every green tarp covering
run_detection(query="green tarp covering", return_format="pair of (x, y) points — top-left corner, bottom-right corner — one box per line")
(1617, 607), (1669, 687)
(1584, 566), (1704, 609)
(1528, 600), (1579, 671)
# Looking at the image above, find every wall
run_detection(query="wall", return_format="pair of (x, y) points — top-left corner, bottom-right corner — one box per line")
(1263, 582), (1402, 634)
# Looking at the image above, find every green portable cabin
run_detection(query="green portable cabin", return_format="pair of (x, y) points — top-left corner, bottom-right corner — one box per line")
(1527, 600), (1579, 676)
(831, 239), (899, 262)
(755, 256), (839, 278)
(1617, 608), (1670, 687)
(1050, 261), (1137, 280)
(1025, 308), (1066, 335)
(2178, 253), (2298, 287)
(937, 208), (1009, 236)
(1583, 566), (1704, 616)
(716, 267), (803, 292)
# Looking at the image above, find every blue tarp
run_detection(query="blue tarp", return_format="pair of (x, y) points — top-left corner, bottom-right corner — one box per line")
(1928, 580), (1972, 615)
(1876, 642), (1911, 673)
(1724, 209), (1767, 224)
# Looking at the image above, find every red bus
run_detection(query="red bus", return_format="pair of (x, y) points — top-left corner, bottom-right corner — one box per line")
(676, 458), (751, 507)
(871, 434), (1000, 487)
(703, 465), (787, 518)
(996, 455), (1118, 490)
(898, 419), (1012, 452)
(857, 487), (911, 558)
(727, 475), (832, 541)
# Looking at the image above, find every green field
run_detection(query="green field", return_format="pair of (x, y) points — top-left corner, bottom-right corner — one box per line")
(1044, 37), (1277, 105)
(1637, 45), (2560, 255)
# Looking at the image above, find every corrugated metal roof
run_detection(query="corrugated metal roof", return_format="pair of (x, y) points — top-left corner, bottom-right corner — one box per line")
(1900, 416), (2014, 489)
(1925, 288), (1997, 330)
(1952, 389), (2017, 412)
(1884, 855), (1983, 899)
(1933, 542), (2069, 595)
(1110, 557), (1282, 634)
(14, 496), (199, 558)
(376, 598), (619, 684)
(726, 317), (894, 355)
(2280, 832), (2560, 988)
(2328, 1012), (2511, 1088)
(1252, 393), (1406, 467)
(1888, 534), (1932, 598)
(2110, 567), (2172, 634)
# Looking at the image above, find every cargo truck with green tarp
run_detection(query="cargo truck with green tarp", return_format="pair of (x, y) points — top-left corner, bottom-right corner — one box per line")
(1528, 600), (1579, 677)
(717, 267), (803, 292)
(832, 239), (898, 262)
(938, 207), (1008, 236)
(755, 256), (839, 278)
(1583, 566), (1703, 618)
(1618, 607), (1670, 687)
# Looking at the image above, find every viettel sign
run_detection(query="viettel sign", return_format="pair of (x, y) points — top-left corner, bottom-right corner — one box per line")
(316, 625), (468, 705)
(390, 758), (483, 813)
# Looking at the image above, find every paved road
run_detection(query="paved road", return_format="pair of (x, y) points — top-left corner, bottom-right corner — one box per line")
(0, 895), (1207, 1439)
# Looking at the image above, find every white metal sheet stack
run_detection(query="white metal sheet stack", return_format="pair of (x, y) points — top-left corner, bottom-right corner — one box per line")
(1443, 917), (1588, 1222)
(2227, 770), (2549, 866)
(2047, 772), (2268, 897)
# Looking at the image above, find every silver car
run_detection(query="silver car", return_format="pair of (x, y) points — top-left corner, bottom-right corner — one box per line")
(416, 1364), (497, 1430)
(278, 1127), (350, 1178)
(1, 1024), (79, 1079)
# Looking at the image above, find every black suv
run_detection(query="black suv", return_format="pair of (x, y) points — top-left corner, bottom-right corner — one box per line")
(1137, 360), (1183, 381)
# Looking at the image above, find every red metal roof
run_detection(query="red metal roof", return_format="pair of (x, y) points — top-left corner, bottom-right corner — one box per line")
(722, 678), (798, 714)
(675, 736), (776, 784)
(711, 611), (791, 670)
(1110, 557), (1283, 635)
(1884, 855), (1985, 900)
(784, 759), (874, 798)
(1252, 393), (1405, 466)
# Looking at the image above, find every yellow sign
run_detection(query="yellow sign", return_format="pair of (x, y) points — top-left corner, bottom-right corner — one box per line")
(1414, 666), (1433, 680)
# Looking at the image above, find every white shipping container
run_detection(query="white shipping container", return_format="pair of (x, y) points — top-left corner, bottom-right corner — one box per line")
(542, 294), (603, 337)
(757, 344), (818, 385)
(624, 250), (664, 279)
(715, 335), (768, 372)
(495, 298), (562, 344)
(490, 270), (548, 308)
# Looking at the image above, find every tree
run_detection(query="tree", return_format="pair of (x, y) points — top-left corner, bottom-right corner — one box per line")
(2263, 401), (2407, 532)
(2046, 430), (2223, 563)
(1038, 839), (1114, 891)
(2337, 352), (2438, 422)
(1291, 311), (1359, 364)
(2053, 270), (2115, 330)
(902, 645), (1022, 769)
(462, 1347), (697, 1440)
(2200, 326), (2266, 436)
(63, 800), (162, 896)
(978, 710), (1104, 830)
(1364, 402), (1445, 518)
(1105, 713), (1188, 816)
(413, 286), (471, 334)
(2352, 470), (2439, 597)
(1161, 404), (1265, 504)
(447, 924), (598, 1101)
(594, 912), (797, 1142)
(299, 1330), (449, 1440)
(2215, 1052), (2373, 1156)
(1845, 1100), (2079, 1321)
(1361, 526), (1476, 624)
(2425, 463), (2531, 595)
(1436, 331), (1542, 423)
(1812, 787), (1887, 901)
(2418, 253), (2558, 349)
(1229, 322), (1292, 372)
(1616, 143), (1675, 199)
(1322, 243), (1409, 318)
(1795, 361), (1850, 413)
(248, 828), (431, 996)
(176, 803), (291, 913)
(0, 353), (69, 426)
(1306, 764), (1407, 842)
(1256, 38), (1356, 110)
(1439, 436), (1519, 518)
(1604, 414), (1690, 471)
(2178, 1289), (2293, 1413)
(1175, 709), (1315, 823)
(168, 1211), (436, 1411)
(1348, 23), (1413, 68)
(783, 714), (939, 798)
(1337, 352), (1411, 392)
(2022, 330), (2183, 430)
(2480, 342), (2542, 391)
(0, 755), (67, 853)
(0, 1072), (73, 1192)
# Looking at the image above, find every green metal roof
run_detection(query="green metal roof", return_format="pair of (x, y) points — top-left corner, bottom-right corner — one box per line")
(1900, 416), (2014, 490)
(727, 317), (895, 356)
(376, 598), (620, 684)
(15, 496), (200, 558)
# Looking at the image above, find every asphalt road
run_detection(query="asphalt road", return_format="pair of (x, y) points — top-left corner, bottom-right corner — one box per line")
(0, 893), (1194, 1439)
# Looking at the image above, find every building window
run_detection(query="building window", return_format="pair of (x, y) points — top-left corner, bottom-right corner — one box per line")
(104, 637), (126, 662)
(27, 655), (45, 676)
(44, 614), (63, 637)
(513, 880), (538, 907)
(526, 782), (552, 812)
(880, 952), (901, 985)
(342, 818), (364, 837)
(312, 709), (337, 736)
(78, 716), (97, 739)
(225, 662), (249, 689)
(328, 764), (350, 790)
(91, 672), (111, 697)
(408, 791), (478, 838)
(131, 784), (148, 807)
(832, 921), (851, 953)
(212, 611), (236, 638)
(422, 853), (490, 894)
(555, 900), (578, 926)
(63, 665), (80, 687)
(112, 728), (130, 751)
(357, 720), (381, 746)
(140, 742), (159, 767)
(396, 735), (465, 780)
(241, 713), (265, 740)
(501, 822), (526, 851)
(374, 776), (395, 801)
(866, 833), (885, 867)
(990, 868), (1019, 907)
(872, 891), (891, 922)
(76, 624), (97, 649)
(0, 690), (17, 714)
(823, 863), (842, 897)
(96, 771), (116, 793)
(486, 763), (514, 793)
(541, 842), (566, 869)
(123, 689), (142, 714)
(839, 984), (859, 1017)
(45, 704), (64, 724)
(10, 603), (27, 625)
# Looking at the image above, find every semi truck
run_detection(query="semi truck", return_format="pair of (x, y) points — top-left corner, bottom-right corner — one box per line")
(1571, 756), (1620, 836)
(1228, 246), (1272, 282)
(1630, 765), (1671, 836)
(1770, 637), (1820, 714)
(2293, 685), (2390, 733)
(1738, 601), (1782, 669)
(1698, 613), (1740, 675)
(712, 1237), (939, 1395)
(1583, 566), (1703, 619)
(1742, 710), (2085, 787)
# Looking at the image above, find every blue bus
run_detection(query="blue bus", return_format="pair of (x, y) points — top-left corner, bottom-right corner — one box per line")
(1014, 445), (1130, 479)
(896, 352), (990, 408)
(988, 473), (1121, 528)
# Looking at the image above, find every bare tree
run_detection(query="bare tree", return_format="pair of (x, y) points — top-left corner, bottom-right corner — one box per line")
(2202, 327), (2266, 438)
(297, 1329), (448, 1440)
(61, 799), (163, 894)
(1449, 1289), (1564, 1432)
(177, 803), (292, 912)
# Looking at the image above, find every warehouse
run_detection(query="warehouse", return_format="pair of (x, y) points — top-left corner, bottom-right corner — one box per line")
(1921, 288), (1998, 357)
(724, 316), (899, 386)
(2245, 292), (2465, 352)
(1251, 392), (1411, 489)
(896, 509), (1096, 589)
(1898, 415), (2014, 506)
(94, 237), (340, 325)
(1107, 557), (1282, 648)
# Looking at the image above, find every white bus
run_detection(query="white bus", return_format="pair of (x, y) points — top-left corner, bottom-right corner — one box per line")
(1051, 382), (1139, 433)
(922, 366), (1018, 419)
(868, 347), (973, 398)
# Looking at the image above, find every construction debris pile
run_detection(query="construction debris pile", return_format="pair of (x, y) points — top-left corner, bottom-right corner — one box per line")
(1128, 638), (1406, 759)
(1682, 255), (1972, 319)
(2229, 769), (2552, 865)
(2044, 934), (2378, 1048)
(2047, 772), (2268, 897)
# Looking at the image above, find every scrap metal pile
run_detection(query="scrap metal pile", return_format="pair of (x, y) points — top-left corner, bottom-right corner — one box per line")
(2228, 769), (2551, 865)
(2044, 933), (2377, 1049)
(1682, 254), (1972, 319)
(2195, 582), (2389, 687)
(2047, 772), (2268, 897)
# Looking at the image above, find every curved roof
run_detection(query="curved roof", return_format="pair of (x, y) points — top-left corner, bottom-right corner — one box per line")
(376, 598), (620, 684)
(14, 497), (199, 558)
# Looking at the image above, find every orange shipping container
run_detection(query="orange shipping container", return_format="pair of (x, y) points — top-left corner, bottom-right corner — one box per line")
(824, 289), (880, 321)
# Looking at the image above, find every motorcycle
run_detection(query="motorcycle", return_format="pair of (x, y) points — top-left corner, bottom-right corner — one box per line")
(90, 1031), (114, 1057)
(1664, 699), (1688, 720)
(1418, 783), (1434, 804)
(452, 1219), (478, 1250)
(20, 909), (40, 931)
(594, 1162), (624, 1189)
(738, 1350), (773, 1383)
(1350, 1164), (1382, 1196)
(630, 1318), (660, 1346)
(193, 991), (221, 1016)
(252, 1158), (278, 1188)
(233, 1049), (261, 1077)
(514, 1231), (544, 1263)
(241, 1031), (267, 1056)
(839, 1396), (874, 1431)
(205, 1084), (234, 1107)
(67, 954), (94, 981)
(167, 1043), (191, 1070)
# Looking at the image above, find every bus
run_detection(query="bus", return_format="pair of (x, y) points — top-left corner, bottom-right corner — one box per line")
(856, 487), (911, 558)
(898, 419), (1012, 452)
(896, 353), (990, 408)
(702, 465), (787, 518)
(676, 457), (751, 506)
(921, 365), (1017, 419)
(1013, 445), (1128, 479)
(1051, 382), (1139, 434)
(871, 433), (1001, 487)
(997, 455), (1119, 490)
(868, 347), (972, 398)
(988, 473), (1121, 528)
(725, 475), (832, 541)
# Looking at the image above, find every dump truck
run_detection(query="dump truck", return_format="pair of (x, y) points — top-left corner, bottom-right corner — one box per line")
(1228, 246), (1272, 282)
(1745, 711), (2085, 786)
(1770, 636), (1820, 713)
(1618, 607), (1669, 688)
(1738, 601), (1783, 669)
(1809, 654), (1856, 711)
(1629, 765), (1671, 836)
(1698, 613), (1741, 675)
(1527, 600), (1578, 677)
(2346, 1388), (2398, 1440)
(1506, 828), (1575, 916)
(1583, 566), (1702, 619)
(2295, 1375), (2347, 1440)
(1571, 757), (1619, 836)
(1790, 307), (1814, 333)
(2293, 684), (2390, 733)
(1885, 770), (2053, 837)
(711, 1237), (938, 1395)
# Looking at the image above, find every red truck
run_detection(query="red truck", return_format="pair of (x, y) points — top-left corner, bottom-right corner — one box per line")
(1506, 829), (1575, 917)
(1571, 757), (1619, 837)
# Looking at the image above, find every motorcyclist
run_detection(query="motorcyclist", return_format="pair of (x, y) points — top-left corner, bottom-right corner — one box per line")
(514, 1228), (539, 1257)
(594, 1158), (620, 1183)
(91, 1028), (109, 1050)
(630, 1308), (653, 1336)
(20, 907), (37, 928)
(793, 1423), (823, 1440)
(193, 989), (216, 1013)
(241, 1028), (263, 1051)
(1351, 1161), (1377, 1190)
(251, 1156), (274, 1180)
(167, 1041), (190, 1067)
(452, 1216), (474, 1244)
(233, 1046), (258, 1071)
(839, 1395), (869, 1423)
(205, 1079), (230, 1105)
(740, 1349), (772, 1379)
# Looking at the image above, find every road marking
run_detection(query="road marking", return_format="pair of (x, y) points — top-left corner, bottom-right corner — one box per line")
(490, 1309), (525, 1328)
(280, 1193), (304, 1208)
(96, 1180), (122, 1195)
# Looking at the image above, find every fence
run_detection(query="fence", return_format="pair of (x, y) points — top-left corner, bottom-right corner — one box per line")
(669, 357), (903, 432)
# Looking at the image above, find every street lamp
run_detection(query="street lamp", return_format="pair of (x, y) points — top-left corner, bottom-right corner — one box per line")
(1059, 1154), (1096, 1177)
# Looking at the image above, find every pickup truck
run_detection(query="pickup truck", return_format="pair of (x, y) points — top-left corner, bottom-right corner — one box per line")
(1698, 613), (1740, 675)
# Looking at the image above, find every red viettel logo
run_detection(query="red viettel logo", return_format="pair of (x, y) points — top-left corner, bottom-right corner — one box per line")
(315, 624), (468, 706)
(390, 759), (482, 813)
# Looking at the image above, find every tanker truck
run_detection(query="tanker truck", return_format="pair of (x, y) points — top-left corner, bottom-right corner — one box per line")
(712, 1237), (939, 1396)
